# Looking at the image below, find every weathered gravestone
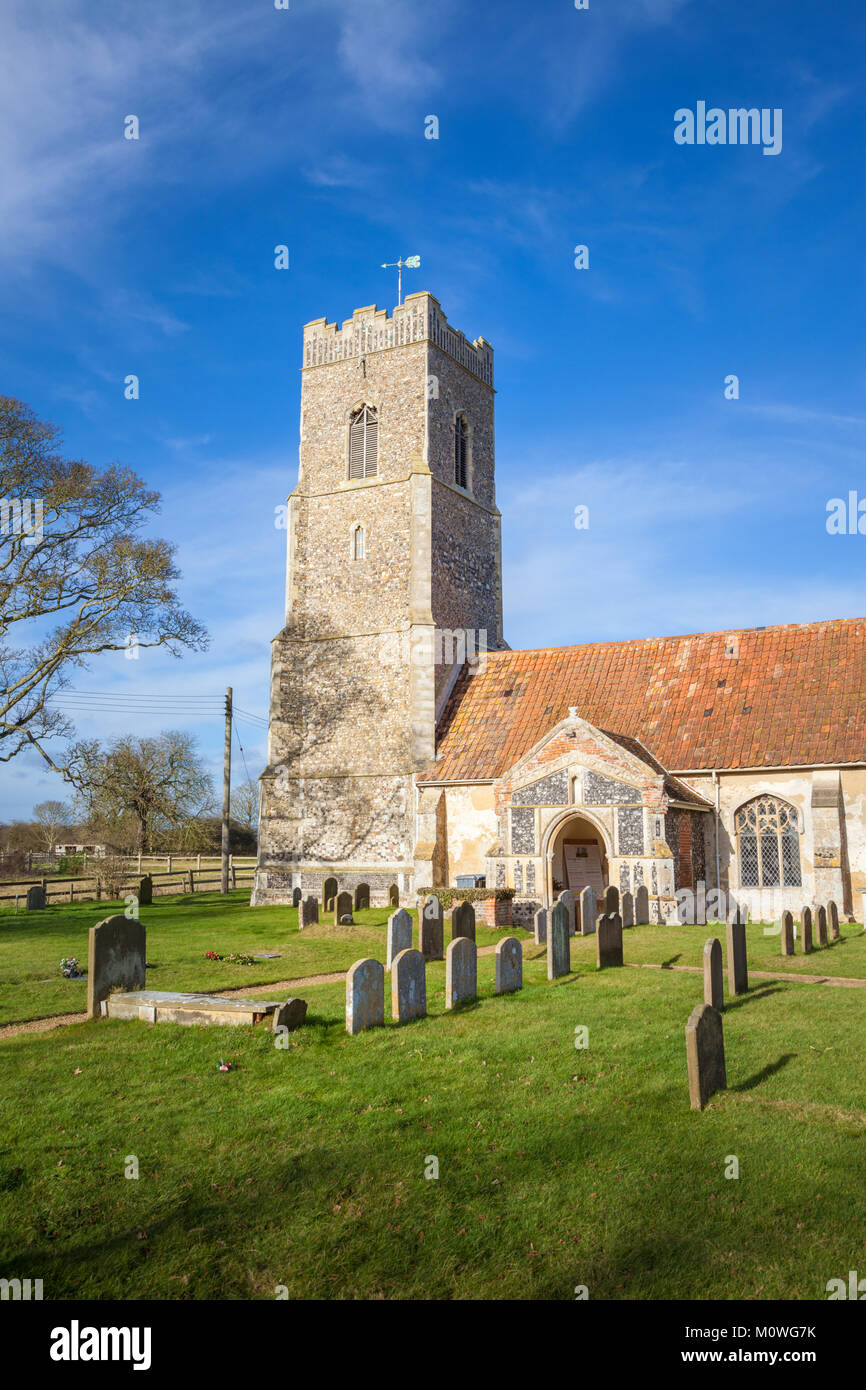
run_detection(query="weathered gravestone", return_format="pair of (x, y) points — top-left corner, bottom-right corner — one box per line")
(345, 958), (385, 1035)
(419, 895), (444, 961)
(334, 890), (354, 926)
(604, 885), (619, 915)
(446, 935), (477, 1009)
(354, 882), (370, 911)
(547, 901), (571, 980)
(322, 877), (338, 908)
(685, 1002), (727, 1111)
(26, 885), (46, 910)
(725, 919), (748, 995)
(781, 910), (795, 957)
(386, 908), (413, 969)
(703, 937), (723, 1010)
(815, 904), (828, 947)
(292, 887), (302, 907)
(533, 907), (547, 944)
(87, 914), (146, 1020)
(579, 886), (596, 935)
(495, 937), (522, 994)
(597, 912), (623, 969)
(300, 895), (319, 930)
(138, 875), (153, 908)
(557, 889), (576, 937)
(391, 948), (426, 1022)
(634, 884), (650, 925)
(273, 998), (307, 1034)
(828, 900), (840, 941)
(449, 899), (476, 942)
(800, 905), (813, 954)
(621, 890), (634, 929)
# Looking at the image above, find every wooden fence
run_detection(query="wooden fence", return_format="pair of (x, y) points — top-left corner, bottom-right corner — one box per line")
(0, 859), (257, 910)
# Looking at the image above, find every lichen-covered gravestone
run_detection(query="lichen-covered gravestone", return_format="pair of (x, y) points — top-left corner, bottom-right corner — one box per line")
(354, 883), (370, 911)
(557, 889), (576, 937)
(703, 937), (723, 1010)
(292, 887), (302, 908)
(334, 890), (353, 925)
(449, 899), (476, 942)
(725, 919), (748, 995)
(386, 908), (413, 969)
(634, 884), (649, 925)
(446, 936), (477, 1009)
(604, 884), (619, 916)
(828, 900), (840, 941)
(138, 875), (153, 907)
(300, 895), (319, 930)
(815, 904), (828, 947)
(273, 998), (307, 1034)
(419, 895), (444, 961)
(800, 905), (813, 955)
(597, 912), (623, 969)
(547, 901), (571, 980)
(579, 886), (596, 935)
(391, 948), (426, 1023)
(87, 914), (146, 1020)
(495, 937), (522, 994)
(533, 907), (547, 944)
(26, 884), (46, 910)
(345, 958), (385, 1035)
(685, 1002), (726, 1111)
(781, 910), (795, 956)
(621, 890), (634, 929)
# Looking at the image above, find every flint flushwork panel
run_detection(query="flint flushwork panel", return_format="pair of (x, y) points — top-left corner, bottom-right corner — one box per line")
(617, 808), (644, 855)
(512, 769), (569, 806)
(510, 807), (536, 855)
(585, 772), (640, 805)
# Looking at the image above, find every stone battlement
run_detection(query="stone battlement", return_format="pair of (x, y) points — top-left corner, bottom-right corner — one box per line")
(302, 292), (494, 387)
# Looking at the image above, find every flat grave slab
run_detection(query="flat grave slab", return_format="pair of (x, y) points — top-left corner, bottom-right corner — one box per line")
(105, 990), (284, 1027)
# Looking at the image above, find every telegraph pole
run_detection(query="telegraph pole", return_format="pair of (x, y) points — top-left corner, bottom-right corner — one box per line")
(220, 686), (232, 893)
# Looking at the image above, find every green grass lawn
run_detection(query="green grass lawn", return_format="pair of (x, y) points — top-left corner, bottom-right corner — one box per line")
(2, 899), (865, 1300)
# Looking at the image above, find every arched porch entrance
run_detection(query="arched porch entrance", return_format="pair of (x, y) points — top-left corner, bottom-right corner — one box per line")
(543, 812), (609, 907)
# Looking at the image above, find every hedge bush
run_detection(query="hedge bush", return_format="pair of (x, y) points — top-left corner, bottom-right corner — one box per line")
(416, 887), (514, 911)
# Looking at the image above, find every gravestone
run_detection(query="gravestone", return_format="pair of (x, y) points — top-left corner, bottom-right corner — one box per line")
(557, 889), (576, 937)
(828, 900), (840, 941)
(345, 958), (385, 1035)
(547, 901), (571, 980)
(621, 890), (635, 929)
(685, 1002), (726, 1111)
(781, 910), (795, 956)
(604, 885), (619, 915)
(334, 890), (354, 925)
(386, 907), (413, 969)
(596, 912), (623, 969)
(579, 886), (596, 935)
(800, 905), (813, 954)
(391, 948), (426, 1022)
(87, 914), (146, 1020)
(703, 937), (723, 1010)
(273, 998), (307, 1034)
(26, 885), (46, 910)
(419, 895), (444, 961)
(354, 882), (370, 911)
(815, 904), (828, 948)
(138, 875), (153, 908)
(322, 877), (338, 908)
(495, 937), (522, 994)
(449, 899), (476, 942)
(446, 935), (477, 1009)
(634, 883), (650, 925)
(292, 887), (302, 907)
(533, 907), (547, 944)
(300, 895), (318, 929)
(725, 920), (748, 995)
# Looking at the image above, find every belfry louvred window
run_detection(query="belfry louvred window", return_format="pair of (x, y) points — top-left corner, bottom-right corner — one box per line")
(735, 797), (802, 888)
(349, 406), (378, 478)
(455, 415), (468, 489)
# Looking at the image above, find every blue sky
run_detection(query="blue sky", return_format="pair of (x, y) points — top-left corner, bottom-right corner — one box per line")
(2, 0), (864, 819)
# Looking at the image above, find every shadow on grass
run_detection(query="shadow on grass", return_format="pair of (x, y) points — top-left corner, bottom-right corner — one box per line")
(731, 1052), (797, 1092)
(660, 954), (683, 969)
(724, 985), (786, 1011)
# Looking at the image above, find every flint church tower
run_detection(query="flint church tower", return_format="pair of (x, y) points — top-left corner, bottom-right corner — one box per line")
(252, 292), (506, 906)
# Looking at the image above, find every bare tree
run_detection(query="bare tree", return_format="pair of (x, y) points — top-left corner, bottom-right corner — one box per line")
(32, 799), (72, 854)
(0, 396), (208, 777)
(230, 777), (259, 835)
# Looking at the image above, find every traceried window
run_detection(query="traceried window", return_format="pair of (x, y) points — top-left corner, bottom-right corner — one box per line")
(735, 797), (801, 888)
(349, 405), (378, 479)
(454, 414), (468, 489)
(352, 524), (365, 560)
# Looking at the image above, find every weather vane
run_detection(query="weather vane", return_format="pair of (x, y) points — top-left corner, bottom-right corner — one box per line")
(381, 255), (420, 307)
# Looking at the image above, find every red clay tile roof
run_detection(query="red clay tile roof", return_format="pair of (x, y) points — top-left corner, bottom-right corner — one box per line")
(424, 618), (866, 781)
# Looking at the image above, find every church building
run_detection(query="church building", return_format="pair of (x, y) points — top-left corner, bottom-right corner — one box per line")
(253, 293), (866, 924)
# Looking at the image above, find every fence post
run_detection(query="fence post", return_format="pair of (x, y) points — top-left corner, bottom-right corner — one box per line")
(70, 882), (74, 903)
(138, 852), (142, 874)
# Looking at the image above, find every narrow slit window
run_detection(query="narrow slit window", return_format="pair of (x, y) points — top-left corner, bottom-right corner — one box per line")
(349, 406), (378, 478)
(352, 524), (365, 560)
(455, 415), (468, 489)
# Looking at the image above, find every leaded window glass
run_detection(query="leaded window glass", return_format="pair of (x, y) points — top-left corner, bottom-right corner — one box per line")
(735, 797), (801, 889)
